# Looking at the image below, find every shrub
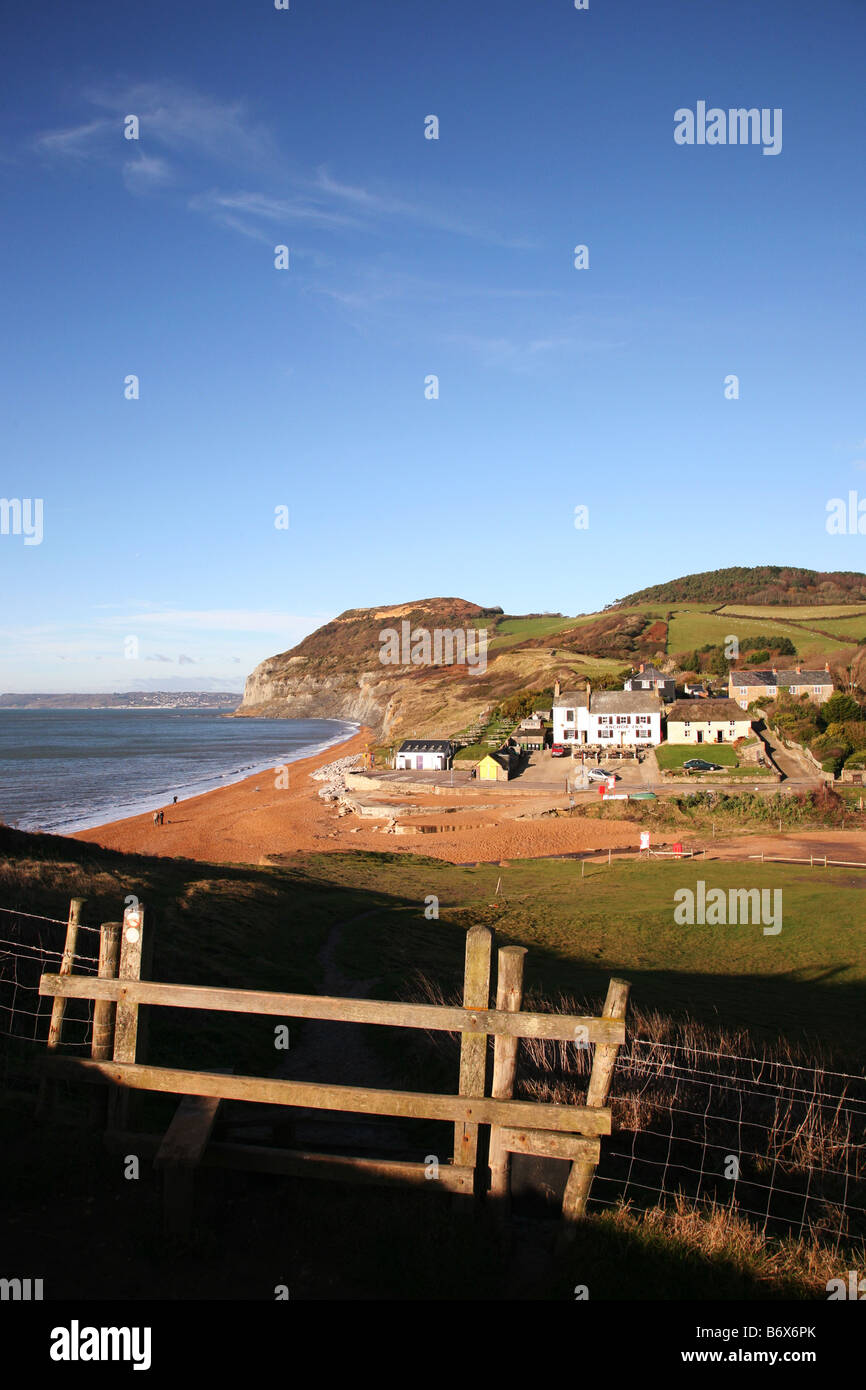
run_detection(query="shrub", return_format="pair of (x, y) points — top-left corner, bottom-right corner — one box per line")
(819, 692), (862, 729)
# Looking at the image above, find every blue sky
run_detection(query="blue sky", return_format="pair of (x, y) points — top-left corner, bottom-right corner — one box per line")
(1, 0), (864, 690)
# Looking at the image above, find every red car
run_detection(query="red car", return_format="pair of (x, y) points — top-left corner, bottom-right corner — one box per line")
(550, 743), (566, 757)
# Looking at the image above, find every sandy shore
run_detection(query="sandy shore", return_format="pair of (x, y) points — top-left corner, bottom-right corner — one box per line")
(73, 728), (866, 868)
(72, 726), (644, 865)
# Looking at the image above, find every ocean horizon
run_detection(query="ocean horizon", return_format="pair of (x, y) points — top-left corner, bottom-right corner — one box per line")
(0, 710), (359, 834)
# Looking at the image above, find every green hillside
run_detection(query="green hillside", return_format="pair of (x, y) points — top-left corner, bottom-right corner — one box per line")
(615, 566), (866, 608)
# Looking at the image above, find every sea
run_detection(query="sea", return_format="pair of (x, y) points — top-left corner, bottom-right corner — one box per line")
(0, 710), (359, 834)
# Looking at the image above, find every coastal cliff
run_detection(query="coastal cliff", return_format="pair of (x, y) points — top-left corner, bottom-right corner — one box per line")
(236, 598), (503, 739)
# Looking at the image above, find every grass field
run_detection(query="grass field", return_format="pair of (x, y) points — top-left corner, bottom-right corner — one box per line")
(486, 614), (577, 650)
(813, 615), (866, 639)
(667, 610), (825, 654)
(3, 829), (863, 1066)
(717, 603), (866, 621)
(474, 602), (866, 665)
(656, 743), (738, 769)
(3, 829), (863, 1300)
(307, 852), (866, 1063)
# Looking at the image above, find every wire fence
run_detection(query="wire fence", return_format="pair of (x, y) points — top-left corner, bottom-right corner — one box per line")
(4, 900), (865, 1255)
(0, 905), (99, 1086)
(520, 1032), (866, 1252)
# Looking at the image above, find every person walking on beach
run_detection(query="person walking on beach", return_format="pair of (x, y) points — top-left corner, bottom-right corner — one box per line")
(153, 812), (160, 827)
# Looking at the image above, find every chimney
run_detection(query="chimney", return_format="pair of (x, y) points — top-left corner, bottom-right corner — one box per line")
(772, 668), (777, 677)
(639, 662), (645, 673)
(825, 662), (830, 673)
(796, 666), (802, 675)
(586, 680), (592, 703)
(554, 679), (561, 699)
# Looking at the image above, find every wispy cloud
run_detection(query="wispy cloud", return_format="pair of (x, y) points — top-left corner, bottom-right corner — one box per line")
(32, 82), (533, 250)
(36, 81), (275, 172)
(122, 153), (174, 193)
(189, 188), (366, 242)
(109, 608), (321, 634)
(311, 166), (535, 248)
(34, 118), (109, 158)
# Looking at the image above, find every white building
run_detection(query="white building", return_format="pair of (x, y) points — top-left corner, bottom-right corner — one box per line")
(551, 689), (589, 745)
(552, 685), (662, 749)
(395, 739), (453, 770)
(665, 699), (753, 744)
(587, 690), (662, 747)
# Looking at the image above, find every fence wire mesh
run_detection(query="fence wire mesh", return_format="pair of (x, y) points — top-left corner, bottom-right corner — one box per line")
(0, 906), (98, 1086)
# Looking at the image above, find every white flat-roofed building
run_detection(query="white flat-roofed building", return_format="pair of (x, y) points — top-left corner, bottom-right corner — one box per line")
(395, 739), (453, 770)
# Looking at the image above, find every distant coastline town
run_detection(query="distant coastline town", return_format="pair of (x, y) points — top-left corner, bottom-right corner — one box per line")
(0, 691), (242, 710)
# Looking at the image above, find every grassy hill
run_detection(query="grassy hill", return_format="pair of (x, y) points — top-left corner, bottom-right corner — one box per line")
(614, 566), (866, 608)
(239, 571), (866, 740)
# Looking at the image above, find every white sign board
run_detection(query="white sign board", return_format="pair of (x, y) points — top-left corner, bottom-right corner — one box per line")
(640, 831), (651, 851)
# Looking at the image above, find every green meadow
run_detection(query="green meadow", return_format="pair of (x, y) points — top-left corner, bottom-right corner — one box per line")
(3, 829), (864, 1301)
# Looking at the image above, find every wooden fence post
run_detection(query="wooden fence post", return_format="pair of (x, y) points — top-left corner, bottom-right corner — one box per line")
(91, 922), (121, 1126)
(454, 925), (492, 1191)
(92, 924), (122, 1059)
(560, 975), (630, 1232)
(488, 945), (527, 1209)
(37, 898), (86, 1116)
(108, 905), (145, 1131)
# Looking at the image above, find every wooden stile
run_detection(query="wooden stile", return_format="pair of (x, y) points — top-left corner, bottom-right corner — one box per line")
(38, 899), (629, 1234)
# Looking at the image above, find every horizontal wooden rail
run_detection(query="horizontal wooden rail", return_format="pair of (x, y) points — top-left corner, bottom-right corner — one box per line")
(44, 1058), (612, 1136)
(106, 1132), (476, 1192)
(498, 1129), (601, 1163)
(38, 975), (625, 1045)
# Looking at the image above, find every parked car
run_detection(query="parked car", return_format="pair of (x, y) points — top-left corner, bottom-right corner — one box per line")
(587, 768), (620, 782)
(683, 758), (722, 772)
(550, 744), (566, 758)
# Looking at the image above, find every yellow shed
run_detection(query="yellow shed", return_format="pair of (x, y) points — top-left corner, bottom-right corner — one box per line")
(477, 751), (512, 781)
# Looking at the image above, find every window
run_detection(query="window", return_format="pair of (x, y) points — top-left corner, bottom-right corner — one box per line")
(813, 686), (821, 694)
(617, 716), (629, 725)
(739, 687), (747, 696)
(566, 709), (574, 721)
